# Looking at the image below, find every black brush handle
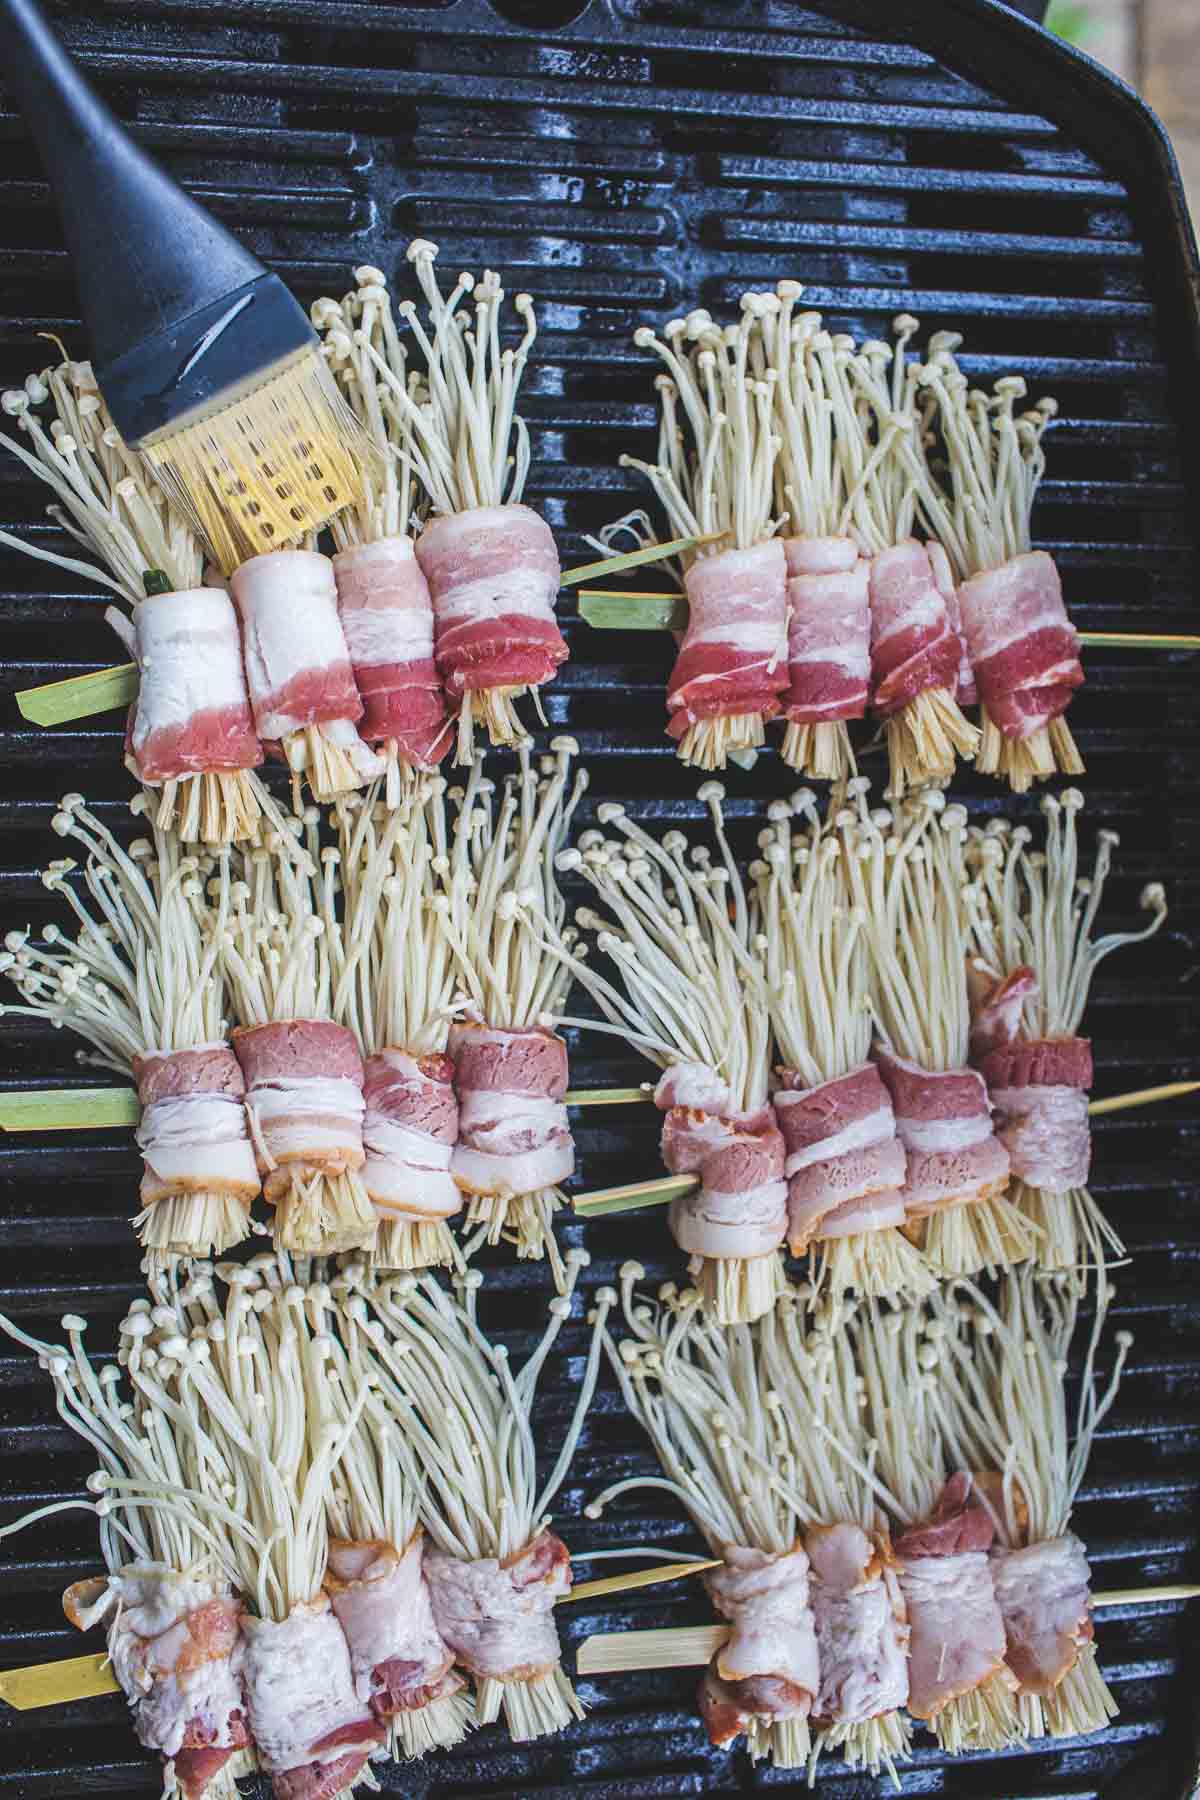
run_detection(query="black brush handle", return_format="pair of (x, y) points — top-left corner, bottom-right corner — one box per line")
(0, 0), (265, 360)
(0, 0), (314, 442)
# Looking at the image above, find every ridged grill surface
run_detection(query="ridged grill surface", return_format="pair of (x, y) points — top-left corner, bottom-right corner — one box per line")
(0, 2), (1198, 1795)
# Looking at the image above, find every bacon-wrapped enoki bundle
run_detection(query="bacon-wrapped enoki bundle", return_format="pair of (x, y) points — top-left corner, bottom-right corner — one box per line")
(759, 1289), (912, 1778)
(231, 547), (384, 804)
(354, 239), (567, 760)
(433, 737), (586, 1280)
(841, 787), (1034, 1280)
(916, 341), (1083, 791)
(315, 270), (454, 799)
(338, 1256), (613, 1743)
(64, 1568), (250, 1800)
(964, 789), (1167, 1288)
(0, 355), (278, 845)
(841, 1298), (1022, 1754)
(590, 1268), (820, 1769)
(932, 1268), (1132, 1741)
(751, 784), (933, 1303)
(842, 317), (979, 796)
(761, 287), (871, 780)
(209, 817), (376, 1256)
(334, 780), (463, 1271)
(622, 299), (788, 770)
(0, 794), (259, 1261)
(0, 1289), (269, 1800)
(555, 782), (783, 1324)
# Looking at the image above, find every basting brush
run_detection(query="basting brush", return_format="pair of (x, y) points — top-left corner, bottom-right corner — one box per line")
(0, 0), (367, 572)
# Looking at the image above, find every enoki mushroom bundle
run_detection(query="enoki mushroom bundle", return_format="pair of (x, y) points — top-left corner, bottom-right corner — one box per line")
(0, 794), (259, 1262)
(964, 789), (1167, 1289)
(554, 782), (784, 1325)
(206, 812), (378, 1258)
(931, 1268), (1131, 1742)
(591, 1265), (918, 1778)
(0, 355), (281, 845)
(914, 338), (1084, 791)
(315, 269), (455, 795)
(331, 1253), (613, 1743)
(433, 736), (587, 1281)
(622, 295), (789, 771)
(841, 315), (980, 796)
(351, 240), (569, 760)
(838, 785), (1036, 1280)
(331, 777), (465, 1273)
(750, 784), (935, 1304)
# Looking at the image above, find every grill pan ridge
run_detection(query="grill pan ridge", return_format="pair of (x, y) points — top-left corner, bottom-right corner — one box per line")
(0, 1), (1197, 1794)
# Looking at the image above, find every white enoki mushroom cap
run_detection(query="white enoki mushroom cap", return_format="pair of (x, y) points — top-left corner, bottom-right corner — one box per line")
(0, 356), (206, 603)
(964, 787), (1168, 1038)
(1, 795), (228, 1069)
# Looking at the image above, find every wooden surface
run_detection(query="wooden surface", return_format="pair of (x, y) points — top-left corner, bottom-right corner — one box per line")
(1075, 0), (1198, 222)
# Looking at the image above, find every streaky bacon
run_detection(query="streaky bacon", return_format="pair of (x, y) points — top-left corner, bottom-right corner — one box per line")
(928, 541), (977, 708)
(773, 1063), (907, 1251)
(361, 1049), (460, 1221)
(956, 550), (1083, 741)
(658, 1085), (788, 1263)
(416, 504), (567, 699)
(868, 539), (962, 718)
(667, 540), (789, 735)
(873, 1045), (1010, 1219)
(895, 1474), (1015, 1720)
(968, 964), (1039, 1061)
(232, 549), (364, 742)
(807, 1523), (909, 1727)
(110, 587), (262, 785)
(232, 1021), (365, 1203)
(447, 1021), (573, 1200)
(991, 1534), (1094, 1696)
(697, 1664), (811, 1746)
(332, 536), (452, 768)
(780, 535), (870, 725)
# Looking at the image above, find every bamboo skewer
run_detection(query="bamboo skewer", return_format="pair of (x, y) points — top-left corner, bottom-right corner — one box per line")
(4, 1077), (1190, 1138)
(0, 1561), (725, 1710)
(13, 542), (710, 729)
(576, 1586), (1200, 1676)
(577, 591), (1200, 653)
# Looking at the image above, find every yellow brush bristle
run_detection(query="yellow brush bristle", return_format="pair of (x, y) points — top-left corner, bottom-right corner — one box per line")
(142, 347), (366, 574)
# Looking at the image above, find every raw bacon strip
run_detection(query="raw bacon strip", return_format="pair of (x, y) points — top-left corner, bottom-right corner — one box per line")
(780, 536), (870, 725)
(232, 1021), (366, 1205)
(106, 588), (262, 784)
(873, 1046), (1010, 1220)
(868, 539), (962, 719)
(133, 1045), (261, 1212)
(956, 551), (1083, 743)
(773, 1064), (907, 1252)
(894, 1474), (1015, 1721)
(656, 1075), (788, 1262)
(64, 1567), (250, 1799)
(698, 1544), (818, 1745)
(666, 540), (789, 738)
(807, 1524), (909, 1726)
(361, 1049), (461, 1222)
(981, 1036), (1093, 1194)
(447, 1022), (573, 1200)
(241, 1597), (382, 1800)
(325, 1536), (462, 1719)
(928, 542), (977, 709)
(332, 537), (452, 768)
(232, 550), (379, 782)
(991, 1534), (1094, 1696)
(424, 1530), (571, 1682)
(968, 965), (1039, 1061)
(416, 505), (567, 701)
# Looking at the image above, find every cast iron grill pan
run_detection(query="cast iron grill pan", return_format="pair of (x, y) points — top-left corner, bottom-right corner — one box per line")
(0, 1), (1197, 1794)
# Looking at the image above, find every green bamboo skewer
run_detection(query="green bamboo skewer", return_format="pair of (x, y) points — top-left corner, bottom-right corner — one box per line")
(578, 590), (1200, 652)
(12, 540), (712, 729)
